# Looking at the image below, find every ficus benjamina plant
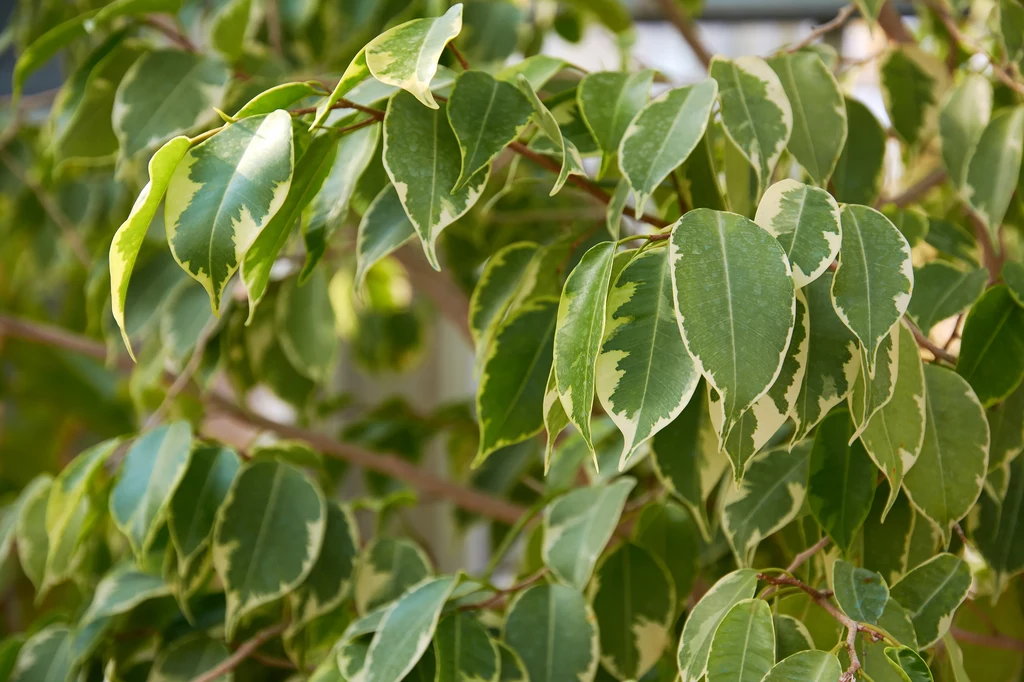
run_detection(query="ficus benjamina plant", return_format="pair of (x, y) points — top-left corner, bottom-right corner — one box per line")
(2, 0), (1024, 680)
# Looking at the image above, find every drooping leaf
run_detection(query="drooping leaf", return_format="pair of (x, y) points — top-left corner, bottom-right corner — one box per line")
(988, 380), (1024, 472)
(476, 297), (557, 465)
(168, 445), (240, 575)
(517, 75), (586, 196)
(832, 97), (887, 205)
(447, 70), (533, 189)
(907, 262), (988, 336)
(976, 454), (1024, 594)
(469, 242), (542, 372)
(596, 246), (700, 466)
(881, 47), (947, 146)
(354, 576), (458, 682)
(383, 91), (487, 269)
(711, 56), (793, 199)
(762, 651), (841, 682)
(15, 475), (51, 590)
(165, 111), (295, 312)
(577, 70), (654, 178)
(235, 82), (321, 119)
(903, 365), (990, 542)
(677, 569), (759, 682)
(290, 502), (359, 631)
(939, 74), (993, 192)
(554, 242), (616, 454)
(212, 459), (326, 638)
(721, 442), (811, 566)
(504, 584), (598, 682)
(889, 553), (971, 649)
(884, 646), (933, 682)
(80, 566), (170, 624)
(766, 52), (847, 186)
(542, 477), (635, 589)
(354, 537), (432, 614)
(849, 322), (900, 439)
(434, 612), (500, 682)
(110, 421), (193, 556)
(365, 5), (463, 109)
(670, 208), (796, 439)
(311, 52), (371, 130)
(543, 365), (570, 471)
(113, 50), (229, 158)
(957, 284), (1024, 407)
(755, 180), (841, 288)
(589, 543), (675, 681)
(860, 322), (926, 518)
(833, 560), (889, 625)
(275, 270), (338, 381)
(831, 204), (913, 375)
(706, 598), (775, 682)
(964, 107), (1024, 242)
(149, 634), (231, 682)
(355, 184), (416, 292)
(209, 0), (250, 61)
(9, 627), (73, 682)
(618, 80), (718, 214)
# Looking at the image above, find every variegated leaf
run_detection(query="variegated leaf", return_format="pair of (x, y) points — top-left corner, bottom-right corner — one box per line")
(504, 584), (599, 682)
(706, 599), (775, 682)
(10, 627), (73, 682)
(578, 70), (654, 178)
(596, 246), (700, 467)
(517, 75), (586, 196)
(235, 81), (321, 119)
(889, 553), (971, 648)
(957, 284), (1024, 407)
(939, 74), (992, 192)
(677, 569), (759, 682)
(618, 80), (718, 215)
(543, 364), (570, 471)
(169, 445), (240, 576)
(469, 242), (541, 371)
(881, 46), (948, 146)
(355, 184), (416, 293)
(964, 107), (1024, 246)
(289, 502), (359, 632)
(711, 56), (793, 199)
(383, 91), (487, 270)
(434, 612), (500, 682)
(849, 322), (900, 440)
(762, 651), (841, 682)
(907, 261), (988, 336)
(80, 566), (170, 624)
(165, 111), (295, 312)
(149, 634), (231, 682)
(670, 208), (796, 440)
(755, 180), (841, 288)
(832, 97), (887, 205)
(354, 537), (432, 615)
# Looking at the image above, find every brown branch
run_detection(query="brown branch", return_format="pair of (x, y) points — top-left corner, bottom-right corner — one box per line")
(447, 43), (470, 71)
(881, 167), (947, 208)
(950, 626), (1024, 652)
(0, 313), (525, 525)
(652, 0), (713, 69)
(907, 318), (958, 364)
(877, 1), (916, 44)
(190, 622), (289, 682)
(139, 16), (197, 52)
(966, 210), (1002, 283)
(787, 536), (831, 573)
(265, 0), (283, 57)
(786, 5), (857, 54)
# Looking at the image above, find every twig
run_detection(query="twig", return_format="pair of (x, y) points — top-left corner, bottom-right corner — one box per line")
(950, 626), (1024, 652)
(907, 319), (959, 364)
(447, 43), (470, 70)
(139, 16), (197, 52)
(877, 1), (916, 44)
(652, 0), (713, 69)
(881, 167), (947, 208)
(943, 313), (963, 350)
(785, 5), (857, 54)
(0, 150), (91, 268)
(966, 209), (1002, 283)
(787, 536), (831, 573)
(189, 622), (289, 682)
(265, 0), (283, 57)
(459, 568), (549, 612)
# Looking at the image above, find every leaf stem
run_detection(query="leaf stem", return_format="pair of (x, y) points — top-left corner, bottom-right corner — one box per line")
(651, 0), (713, 69)
(906, 318), (958, 365)
(189, 621), (289, 682)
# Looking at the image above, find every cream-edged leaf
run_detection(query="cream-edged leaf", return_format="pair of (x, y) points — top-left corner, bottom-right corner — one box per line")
(355, 184), (416, 293)
(676, 569), (759, 682)
(755, 180), (841, 288)
(505, 584), (598, 682)
(964, 107), (1024, 243)
(889, 553), (971, 649)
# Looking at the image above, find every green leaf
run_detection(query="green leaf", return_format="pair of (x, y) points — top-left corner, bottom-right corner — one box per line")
(773, 616), (814, 660)
(301, 122), (380, 281)
(355, 576), (457, 682)
(849, 323), (900, 438)
(448, 70), (533, 189)
(113, 50), (230, 159)
(903, 365), (990, 542)
(633, 500), (699, 608)
(542, 477), (635, 589)
(831, 204), (913, 375)
(311, 51), (371, 130)
(711, 56), (793, 199)
(1004, 260), (1024, 307)
(355, 184), (416, 292)
(976, 454), (1024, 594)
(722, 442), (811, 566)
(589, 543), (675, 680)
(435, 612), (499, 682)
(149, 634), (231, 682)
(706, 598), (775, 682)
(939, 74), (992, 191)
(860, 322), (926, 518)
(210, 0), (251, 61)
(80, 566), (170, 624)
(989, 380), (1024, 472)
(808, 410), (877, 554)
(793, 272), (860, 441)
(496, 55), (565, 91)
(168, 445), (239, 575)
(670, 208), (796, 439)
(504, 584), (599, 682)
(679, 131), (728, 211)
(110, 136), (191, 359)
(497, 643), (528, 682)
(476, 297), (557, 465)
(964, 107), (1024, 242)
(235, 81), (321, 119)
(890, 553), (971, 648)
(596, 246), (700, 466)
(762, 650), (842, 682)
(907, 262), (988, 336)
(676, 569), (759, 682)
(365, 5), (463, 109)
(290, 502), (359, 631)
(240, 132), (341, 318)
(881, 47), (947, 146)
(755, 180), (841, 288)
(885, 207), (931, 248)
(275, 270), (337, 381)
(958, 285), (1024, 407)
(110, 421), (193, 556)
(832, 97), (887, 205)
(884, 646), (933, 682)
(577, 70), (654, 178)
(10, 627), (72, 682)
(833, 560), (889, 625)
(766, 52), (847, 186)
(212, 459), (326, 638)
(383, 91), (487, 269)
(15, 475), (51, 590)
(618, 80), (718, 214)
(554, 242), (616, 454)
(165, 111), (295, 312)
(517, 75), (586, 196)
(354, 537), (432, 614)
(160, 280), (213, 363)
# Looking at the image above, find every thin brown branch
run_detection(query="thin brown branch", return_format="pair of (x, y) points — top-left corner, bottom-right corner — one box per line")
(290, 98), (385, 119)
(459, 568), (549, 612)
(881, 167), (947, 208)
(877, 1), (916, 44)
(265, 0), (283, 56)
(139, 16), (197, 52)
(907, 318), (959, 364)
(950, 626), (1024, 652)
(966, 209), (1002, 283)
(448, 43), (470, 71)
(786, 5), (857, 54)
(190, 622), (288, 682)
(652, 0), (713, 69)
(0, 150), (91, 268)
(787, 536), (831, 573)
